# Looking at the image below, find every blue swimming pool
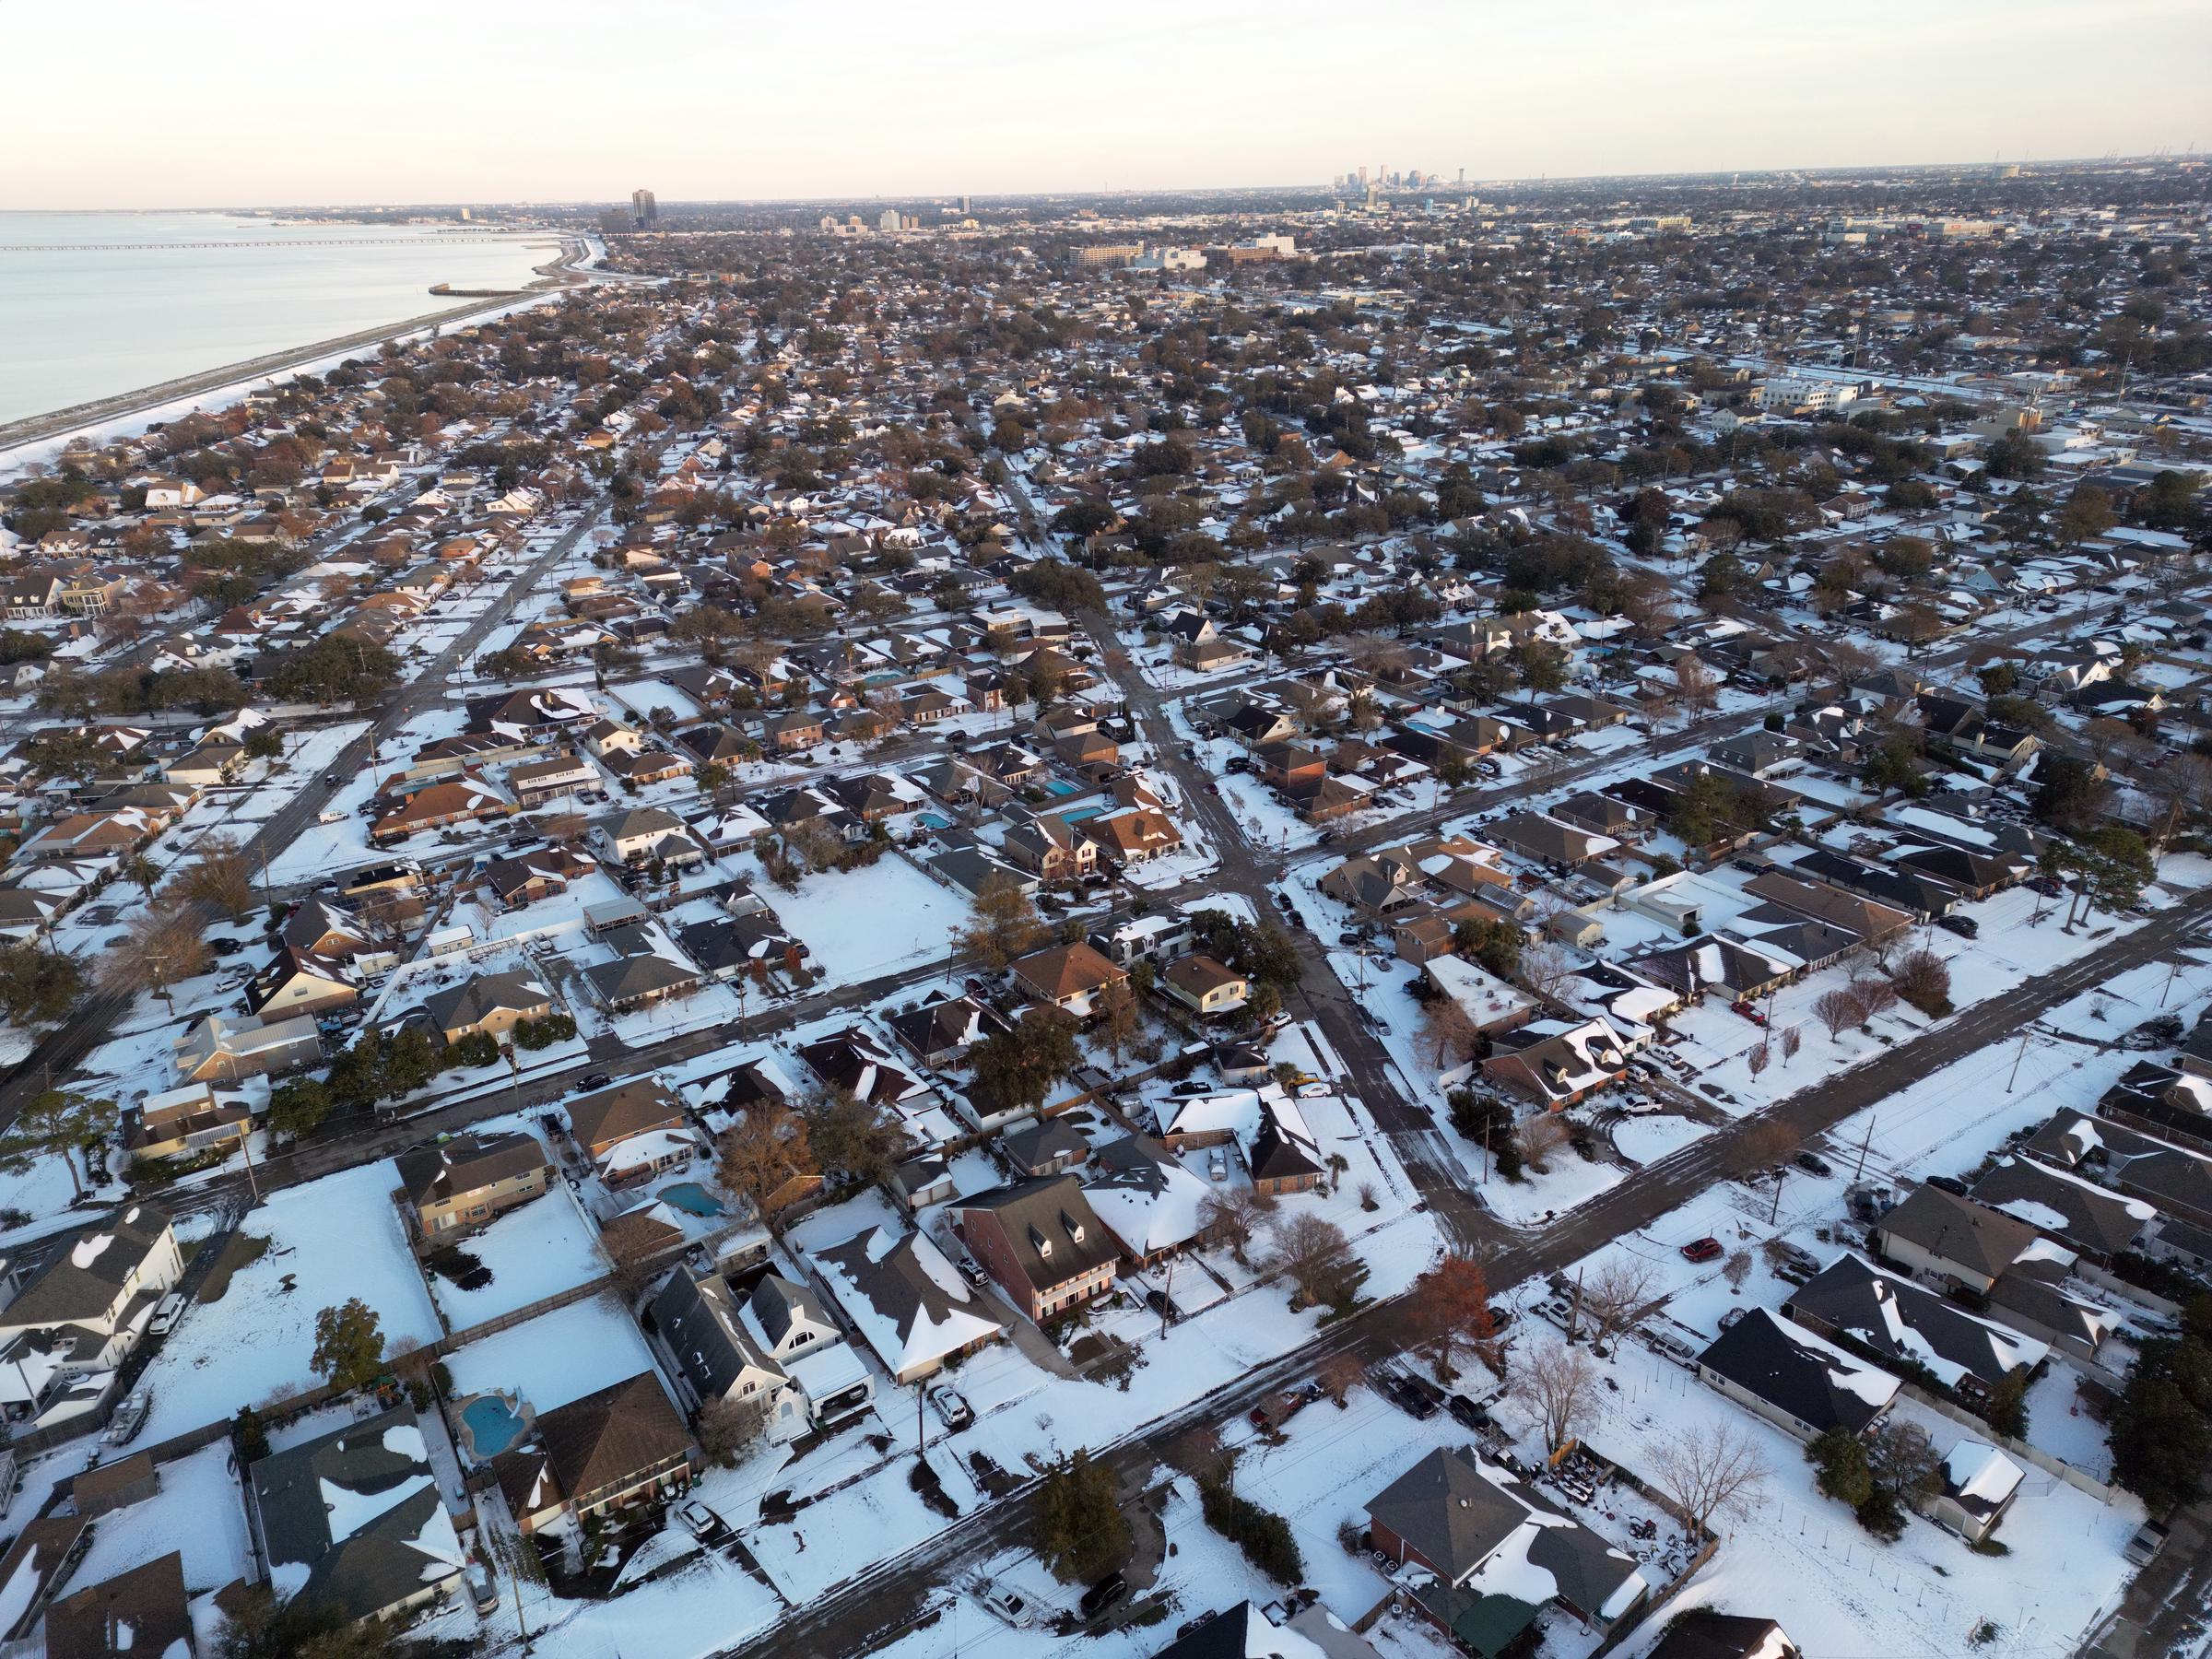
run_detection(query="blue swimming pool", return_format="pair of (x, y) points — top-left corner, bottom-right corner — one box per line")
(1041, 779), (1079, 797)
(462, 1394), (524, 1456)
(660, 1182), (725, 1218)
(1053, 804), (1107, 823)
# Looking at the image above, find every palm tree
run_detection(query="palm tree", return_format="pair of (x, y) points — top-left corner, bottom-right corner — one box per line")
(120, 853), (159, 900)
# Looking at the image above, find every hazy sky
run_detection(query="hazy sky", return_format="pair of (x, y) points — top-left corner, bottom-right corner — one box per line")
(6, 0), (2208, 209)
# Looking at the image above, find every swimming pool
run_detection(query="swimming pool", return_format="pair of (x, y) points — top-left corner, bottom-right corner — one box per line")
(1053, 804), (1107, 823)
(660, 1182), (725, 1218)
(462, 1394), (525, 1457)
(1041, 779), (1079, 797)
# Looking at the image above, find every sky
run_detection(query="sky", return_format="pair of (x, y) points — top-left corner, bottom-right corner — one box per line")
(4, 0), (2208, 210)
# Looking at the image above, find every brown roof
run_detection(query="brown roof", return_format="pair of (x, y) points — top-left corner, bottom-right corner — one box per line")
(44, 1552), (191, 1659)
(527, 1372), (692, 1503)
(567, 1078), (686, 1154)
(70, 1452), (155, 1510)
(1010, 941), (1126, 1001)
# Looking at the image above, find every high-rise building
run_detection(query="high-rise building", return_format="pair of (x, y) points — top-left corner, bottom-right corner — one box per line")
(958, 194), (971, 214)
(1357, 166), (1368, 187)
(631, 188), (657, 229)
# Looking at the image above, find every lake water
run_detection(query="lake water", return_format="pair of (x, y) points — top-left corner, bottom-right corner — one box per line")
(0, 212), (562, 426)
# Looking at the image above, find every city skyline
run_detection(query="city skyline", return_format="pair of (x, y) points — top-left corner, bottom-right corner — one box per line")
(5, 0), (2207, 210)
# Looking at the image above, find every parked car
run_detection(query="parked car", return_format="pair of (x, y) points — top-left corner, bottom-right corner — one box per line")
(1925, 1174), (1970, 1196)
(956, 1253), (988, 1288)
(1207, 1150), (1227, 1182)
(2028, 876), (2064, 899)
(1794, 1151), (1833, 1177)
(980, 1585), (1032, 1628)
(928, 1385), (973, 1431)
(1080, 1571), (1130, 1621)
(106, 1388), (152, 1446)
(1387, 1373), (1441, 1419)
(147, 1291), (187, 1337)
(578, 1073), (612, 1092)
(1645, 1329), (1700, 1368)
(1719, 1306), (1749, 1331)
(1144, 1288), (1181, 1324)
(679, 1500), (722, 1540)
(1447, 1393), (1490, 1430)
(1936, 914), (1980, 938)
(1680, 1237), (1724, 1264)
(1337, 930), (1365, 947)
(1730, 999), (1767, 1026)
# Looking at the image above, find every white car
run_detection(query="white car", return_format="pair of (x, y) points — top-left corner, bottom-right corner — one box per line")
(678, 1500), (721, 1540)
(147, 1292), (187, 1337)
(979, 1585), (1031, 1628)
(928, 1385), (974, 1431)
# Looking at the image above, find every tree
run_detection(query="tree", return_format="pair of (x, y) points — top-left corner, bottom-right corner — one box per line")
(1861, 1419), (1942, 1537)
(214, 1585), (402, 1659)
(1035, 1450), (1129, 1584)
(1892, 947), (1951, 1011)
(1418, 994), (1478, 1071)
(1807, 1428), (1874, 1508)
(1448, 1089), (1522, 1180)
(1093, 976), (1140, 1064)
(1851, 976), (1900, 1023)
(260, 635), (403, 705)
(2110, 1320), (2212, 1511)
(801, 1086), (903, 1188)
(100, 903), (213, 1007)
(1408, 1253), (1499, 1377)
(166, 834), (255, 921)
(0, 943), (80, 1027)
(1519, 1112), (1571, 1171)
(960, 870), (1045, 969)
(119, 852), (160, 900)
(1674, 656), (1721, 719)
(1580, 1257), (1662, 1352)
(1646, 1422), (1768, 1538)
(1198, 1187), (1267, 1265)
(1721, 1250), (1753, 1292)
(2033, 754), (2112, 831)
(1814, 985), (1867, 1039)
(1516, 1337), (1602, 1452)
(973, 1002), (1082, 1112)
(696, 1393), (772, 1468)
(715, 1104), (818, 1234)
(310, 1298), (386, 1394)
(267, 1078), (332, 1141)
(1265, 1211), (1356, 1309)
(0, 1088), (107, 1199)
(1318, 1352), (1365, 1407)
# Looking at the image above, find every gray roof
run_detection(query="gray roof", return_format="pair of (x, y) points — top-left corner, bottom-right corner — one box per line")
(1877, 1184), (2043, 1280)
(1783, 1254), (2043, 1389)
(652, 1265), (781, 1400)
(420, 968), (552, 1032)
(2, 1206), (171, 1329)
(1366, 1444), (1525, 1582)
(394, 1130), (547, 1208)
(955, 1174), (1118, 1293)
(1968, 1157), (2150, 1257)
(251, 1406), (462, 1622)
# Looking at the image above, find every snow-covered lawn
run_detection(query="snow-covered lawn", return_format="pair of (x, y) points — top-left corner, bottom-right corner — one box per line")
(135, 1160), (443, 1443)
(441, 1291), (664, 1416)
(740, 853), (971, 985)
(424, 1183), (606, 1332)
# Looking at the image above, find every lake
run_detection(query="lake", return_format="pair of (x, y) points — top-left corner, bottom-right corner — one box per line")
(0, 211), (562, 426)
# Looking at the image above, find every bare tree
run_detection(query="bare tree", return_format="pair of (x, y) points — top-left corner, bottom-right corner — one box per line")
(1850, 976), (1900, 1023)
(1580, 1257), (1663, 1352)
(1317, 1352), (1365, 1407)
(1645, 1422), (1769, 1538)
(1514, 1337), (1604, 1452)
(1407, 1253), (1500, 1379)
(1722, 1250), (1754, 1292)
(1746, 1041), (1771, 1083)
(696, 1393), (772, 1467)
(714, 1104), (817, 1235)
(1418, 994), (1479, 1070)
(1892, 948), (1951, 1009)
(165, 834), (256, 921)
(1519, 1112), (1571, 1171)
(1780, 1025), (1802, 1068)
(1519, 940), (1575, 1000)
(1673, 656), (1721, 719)
(1813, 985), (1867, 1039)
(1265, 1212), (1356, 1309)
(1198, 1187), (1267, 1265)
(100, 903), (213, 1006)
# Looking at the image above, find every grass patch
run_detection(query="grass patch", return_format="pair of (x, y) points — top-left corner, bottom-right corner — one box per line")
(196, 1231), (271, 1304)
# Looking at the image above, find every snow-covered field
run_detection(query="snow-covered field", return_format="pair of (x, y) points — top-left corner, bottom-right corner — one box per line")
(135, 1160), (442, 1443)
(424, 1183), (606, 1332)
(441, 1291), (665, 1416)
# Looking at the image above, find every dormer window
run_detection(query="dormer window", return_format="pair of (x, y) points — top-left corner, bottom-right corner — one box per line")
(1030, 1224), (1052, 1258)
(1062, 1213), (1086, 1244)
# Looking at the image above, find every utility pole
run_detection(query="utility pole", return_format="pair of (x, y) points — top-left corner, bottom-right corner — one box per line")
(239, 1117), (260, 1201)
(2006, 1029), (2031, 1093)
(1853, 1115), (1876, 1182)
(916, 1380), (925, 1459)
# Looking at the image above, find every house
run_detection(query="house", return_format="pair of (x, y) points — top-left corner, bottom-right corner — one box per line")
(1783, 1253), (2047, 1400)
(585, 924), (705, 1013)
(43, 1551), (194, 1659)
(594, 806), (702, 867)
(1872, 1185), (2069, 1295)
(122, 1080), (252, 1167)
(887, 991), (1011, 1068)
(1696, 1308), (1900, 1441)
(763, 711), (827, 751)
(1153, 1601), (1381, 1659)
(1002, 814), (1099, 885)
(491, 1373), (694, 1535)
(1426, 956), (1538, 1038)
(1246, 1097), (1327, 1197)
(251, 1407), (465, 1622)
(1082, 1134), (1212, 1263)
(796, 1026), (926, 1107)
(393, 1130), (554, 1237)
(0, 1518), (88, 1641)
(171, 1013), (323, 1083)
(950, 1174), (1119, 1322)
(1002, 1119), (1091, 1179)
(567, 1080), (695, 1187)
(243, 947), (357, 1022)
(811, 1226), (1007, 1384)
(1161, 954), (1249, 1017)
(420, 970), (556, 1043)
(370, 774), (510, 843)
(2025, 1108), (2212, 1231)
(0, 1207), (183, 1428)
(1489, 810), (1619, 868)
(1366, 1447), (1649, 1653)
(1482, 1016), (1633, 1110)
(1009, 941), (1127, 1015)
(1966, 1156), (2152, 1264)
(1083, 808), (1182, 865)
(1088, 912), (1194, 968)
(651, 1266), (820, 1443)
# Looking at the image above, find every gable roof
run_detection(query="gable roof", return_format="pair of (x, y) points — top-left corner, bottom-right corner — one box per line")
(1696, 1308), (1900, 1435)
(955, 1174), (1118, 1290)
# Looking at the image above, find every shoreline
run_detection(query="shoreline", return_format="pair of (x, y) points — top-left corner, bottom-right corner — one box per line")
(0, 236), (590, 459)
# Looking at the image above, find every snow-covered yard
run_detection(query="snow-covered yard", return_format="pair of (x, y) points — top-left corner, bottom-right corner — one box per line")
(423, 1182), (606, 1331)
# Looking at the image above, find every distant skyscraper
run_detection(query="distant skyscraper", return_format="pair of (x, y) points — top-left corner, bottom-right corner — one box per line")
(958, 194), (971, 214)
(1357, 166), (1368, 187)
(631, 188), (657, 229)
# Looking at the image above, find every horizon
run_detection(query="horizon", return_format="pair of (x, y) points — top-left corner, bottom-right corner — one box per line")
(5, 0), (2206, 210)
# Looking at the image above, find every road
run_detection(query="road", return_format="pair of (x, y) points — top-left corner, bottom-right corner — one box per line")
(0, 509), (607, 1135)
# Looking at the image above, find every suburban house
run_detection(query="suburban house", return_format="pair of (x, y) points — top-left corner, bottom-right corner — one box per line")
(1160, 954), (1249, 1017)
(1008, 941), (1128, 1015)
(810, 1227), (1007, 1384)
(171, 1013), (324, 1084)
(950, 1175), (1119, 1321)
(1924, 1441), (2026, 1545)
(1080, 1135), (1212, 1264)
(393, 1130), (555, 1238)
(1481, 1016), (1634, 1111)
(492, 1373), (695, 1535)
(1366, 1447), (1650, 1653)
(250, 1407), (466, 1623)
(567, 1080), (697, 1188)
(1646, 1614), (1804, 1659)
(1695, 1308), (1900, 1441)
(0, 1206), (183, 1430)
(1002, 814), (1099, 885)
(1783, 1253), (2047, 1403)
(122, 1080), (251, 1167)
(653, 1265), (852, 1443)
(420, 970), (557, 1043)
(886, 991), (1011, 1068)
(1872, 1185), (2070, 1295)
(242, 947), (358, 1021)
(42, 1551), (194, 1659)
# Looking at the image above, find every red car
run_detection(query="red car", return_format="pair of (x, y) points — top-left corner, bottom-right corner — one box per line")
(1680, 1237), (1724, 1264)
(1730, 1000), (1767, 1026)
